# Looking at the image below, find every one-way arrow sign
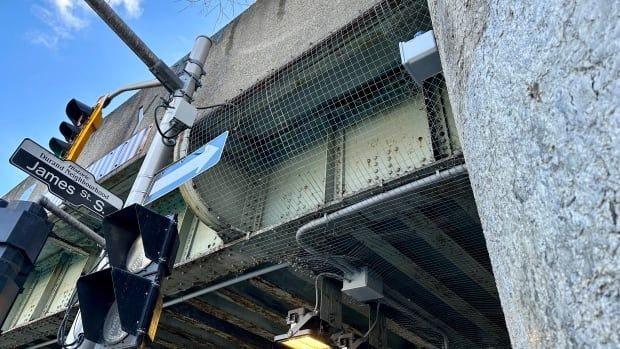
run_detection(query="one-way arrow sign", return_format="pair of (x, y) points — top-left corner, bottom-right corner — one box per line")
(145, 131), (228, 204)
(10, 139), (123, 217)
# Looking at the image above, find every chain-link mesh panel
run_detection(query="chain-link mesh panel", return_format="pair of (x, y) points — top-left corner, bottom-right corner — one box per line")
(181, 0), (509, 347)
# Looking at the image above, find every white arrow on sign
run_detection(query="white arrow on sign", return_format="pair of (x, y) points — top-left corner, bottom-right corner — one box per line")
(145, 131), (228, 204)
(149, 145), (218, 195)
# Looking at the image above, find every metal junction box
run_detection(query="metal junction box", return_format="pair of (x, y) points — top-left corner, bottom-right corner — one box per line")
(342, 267), (383, 302)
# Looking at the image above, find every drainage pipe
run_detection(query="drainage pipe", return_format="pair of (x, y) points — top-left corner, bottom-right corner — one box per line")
(24, 263), (289, 349)
(296, 164), (467, 253)
(163, 263), (289, 307)
(295, 164), (467, 349)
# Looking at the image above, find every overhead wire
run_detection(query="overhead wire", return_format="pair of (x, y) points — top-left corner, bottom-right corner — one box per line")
(195, 103), (236, 110)
(153, 96), (177, 144)
(363, 302), (382, 338)
(313, 272), (348, 313)
(153, 95), (236, 145)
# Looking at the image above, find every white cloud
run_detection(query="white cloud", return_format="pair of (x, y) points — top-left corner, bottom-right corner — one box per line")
(29, 0), (144, 49)
(28, 32), (59, 49)
(53, 0), (90, 30)
(108, 0), (144, 18)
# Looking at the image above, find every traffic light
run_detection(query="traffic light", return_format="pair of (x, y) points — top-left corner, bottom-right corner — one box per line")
(0, 200), (53, 327)
(76, 204), (179, 348)
(49, 98), (103, 160)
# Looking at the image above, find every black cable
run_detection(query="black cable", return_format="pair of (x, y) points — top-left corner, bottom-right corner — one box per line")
(313, 272), (347, 313)
(195, 103), (236, 110)
(154, 100), (236, 145)
(363, 302), (382, 338)
(56, 288), (84, 348)
(153, 104), (177, 140)
(152, 94), (184, 147)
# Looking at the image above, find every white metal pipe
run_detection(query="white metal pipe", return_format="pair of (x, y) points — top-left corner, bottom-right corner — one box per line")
(295, 165), (468, 349)
(296, 164), (467, 255)
(25, 339), (56, 349)
(163, 263), (289, 307)
(24, 263), (288, 349)
(103, 79), (162, 107)
(180, 35), (212, 99)
(124, 36), (211, 207)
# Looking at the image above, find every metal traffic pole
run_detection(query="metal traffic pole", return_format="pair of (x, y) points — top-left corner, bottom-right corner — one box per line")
(84, 0), (213, 204)
(38, 196), (106, 248)
(61, 1), (212, 348)
(84, 0), (184, 93)
(123, 35), (211, 206)
(84, 0), (211, 206)
(101, 79), (162, 107)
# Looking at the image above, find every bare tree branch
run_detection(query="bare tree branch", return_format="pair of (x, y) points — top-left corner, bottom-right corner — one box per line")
(183, 0), (254, 23)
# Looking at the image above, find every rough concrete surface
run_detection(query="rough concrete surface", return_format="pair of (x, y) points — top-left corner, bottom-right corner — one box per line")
(76, 86), (166, 168)
(428, 0), (619, 348)
(192, 0), (379, 107)
(36, 0), (380, 176)
(4, 0), (382, 199)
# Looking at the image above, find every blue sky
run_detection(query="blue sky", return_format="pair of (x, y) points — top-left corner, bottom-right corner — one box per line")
(0, 0), (251, 196)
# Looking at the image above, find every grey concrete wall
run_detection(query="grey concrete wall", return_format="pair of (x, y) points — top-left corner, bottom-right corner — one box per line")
(60, 0), (382, 169)
(428, 0), (619, 348)
(75, 86), (166, 168)
(2, 0), (381, 201)
(2, 177), (43, 201)
(191, 0), (380, 108)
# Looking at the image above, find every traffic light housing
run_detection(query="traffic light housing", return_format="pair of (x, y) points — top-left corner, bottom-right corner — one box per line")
(76, 204), (179, 348)
(0, 200), (53, 328)
(49, 98), (102, 160)
(66, 99), (94, 126)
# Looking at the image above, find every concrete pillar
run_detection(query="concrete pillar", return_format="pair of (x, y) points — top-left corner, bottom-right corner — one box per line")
(427, 1), (619, 348)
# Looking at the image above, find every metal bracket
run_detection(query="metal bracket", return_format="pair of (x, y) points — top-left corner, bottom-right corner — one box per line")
(185, 58), (206, 75)
(149, 60), (184, 93)
(182, 68), (203, 89)
(325, 128), (346, 202)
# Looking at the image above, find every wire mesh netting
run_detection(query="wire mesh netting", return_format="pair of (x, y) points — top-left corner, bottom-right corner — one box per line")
(180, 0), (510, 347)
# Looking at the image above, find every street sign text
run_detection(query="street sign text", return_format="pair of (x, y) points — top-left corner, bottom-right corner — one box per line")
(10, 139), (123, 217)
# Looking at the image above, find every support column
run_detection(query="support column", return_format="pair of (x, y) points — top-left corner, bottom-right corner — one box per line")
(367, 302), (387, 349)
(319, 278), (343, 329)
(427, 1), (619, 348)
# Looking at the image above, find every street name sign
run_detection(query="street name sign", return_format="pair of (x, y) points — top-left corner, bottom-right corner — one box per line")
(145, 131), (228, 204)
(10, 139), (123, 217)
